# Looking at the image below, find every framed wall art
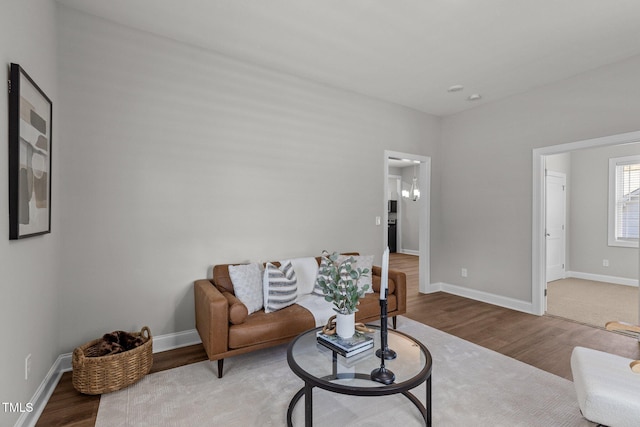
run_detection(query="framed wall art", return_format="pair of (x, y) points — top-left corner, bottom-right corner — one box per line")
(8, 63), (52, 239)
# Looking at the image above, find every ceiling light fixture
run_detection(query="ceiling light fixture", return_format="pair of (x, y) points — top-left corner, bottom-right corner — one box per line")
(447, 84), (464, 92)
(467, 94), (482, 101)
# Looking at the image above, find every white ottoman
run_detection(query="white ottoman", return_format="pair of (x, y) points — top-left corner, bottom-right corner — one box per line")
(571, 346), (640, 427)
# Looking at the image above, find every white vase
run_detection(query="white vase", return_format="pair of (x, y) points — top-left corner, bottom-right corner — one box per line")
(336, 312), (355, 338)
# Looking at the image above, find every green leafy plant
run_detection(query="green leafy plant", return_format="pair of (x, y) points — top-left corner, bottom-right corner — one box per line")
(316, 251), (370, 314)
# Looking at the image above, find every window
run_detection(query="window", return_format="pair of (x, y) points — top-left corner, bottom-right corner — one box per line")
(608, 155), (640, 248)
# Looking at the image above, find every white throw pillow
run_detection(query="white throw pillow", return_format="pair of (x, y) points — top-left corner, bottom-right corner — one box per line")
(228, 263), (263, 315)
(337, 255), (374, 294)
(263, 261), (298, 313)
(284, 257), (319, 297)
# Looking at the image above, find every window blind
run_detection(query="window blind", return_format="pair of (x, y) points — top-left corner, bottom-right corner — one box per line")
(614, 161), (640, 241)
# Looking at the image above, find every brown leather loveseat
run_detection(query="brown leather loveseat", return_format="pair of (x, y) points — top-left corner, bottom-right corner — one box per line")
(194, 254), (406, 377)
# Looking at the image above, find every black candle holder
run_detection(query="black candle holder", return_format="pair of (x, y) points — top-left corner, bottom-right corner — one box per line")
(376, 295), (397, 360)
(371, 294), (396, 384)
(370, 364), (395, 385)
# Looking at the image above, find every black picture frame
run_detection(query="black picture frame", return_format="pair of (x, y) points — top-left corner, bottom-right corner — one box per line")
(8, 63), (52, 239)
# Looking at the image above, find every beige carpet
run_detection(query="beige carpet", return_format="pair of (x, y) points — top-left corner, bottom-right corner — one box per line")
(95, 317), (592, 426)
(546, 278), (639, 329)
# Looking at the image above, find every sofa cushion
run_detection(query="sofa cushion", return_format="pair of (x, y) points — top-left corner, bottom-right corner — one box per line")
(228, 304), (315, 349)
(222, 292), (249, 325)
(228, 263), (263, 315)
(263, 261), (298, 313)
(212, 264), (235, 294)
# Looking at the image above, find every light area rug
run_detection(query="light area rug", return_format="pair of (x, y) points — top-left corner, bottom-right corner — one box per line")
(95, 317), (593, 426)
(547, 278), (639, 329)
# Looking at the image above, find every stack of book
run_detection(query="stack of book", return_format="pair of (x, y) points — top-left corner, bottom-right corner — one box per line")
(316, 330), (374, 357)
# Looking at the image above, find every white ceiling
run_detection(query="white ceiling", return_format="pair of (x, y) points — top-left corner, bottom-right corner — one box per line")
(57, 0), (640, 117)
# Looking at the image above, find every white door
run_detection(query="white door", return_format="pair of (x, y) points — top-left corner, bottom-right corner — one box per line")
(546, 171), (567, 290)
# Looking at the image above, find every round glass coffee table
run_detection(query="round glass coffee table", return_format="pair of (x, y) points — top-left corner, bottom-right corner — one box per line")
(286, 325), (432, 426)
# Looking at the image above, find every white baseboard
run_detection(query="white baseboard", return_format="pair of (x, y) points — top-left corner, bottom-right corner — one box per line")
(399, 249), (419, 256)
(17, 329), (202, 427)
(565, 271), (638, 287)
(15, 354), (65, 427)
(425, 282), (534, 314)
(152, 329), (202, 353)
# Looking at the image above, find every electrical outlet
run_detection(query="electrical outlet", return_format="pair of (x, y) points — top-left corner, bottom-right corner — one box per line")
(25, 354), (31, 380)
(375, 216), (381, 226)
(603, 259), (609, 267)
(461, 268), (468, 278)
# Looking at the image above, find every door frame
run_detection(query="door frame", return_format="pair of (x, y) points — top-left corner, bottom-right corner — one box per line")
(532, 130), (640, 315)
(384, 150), (431, 293)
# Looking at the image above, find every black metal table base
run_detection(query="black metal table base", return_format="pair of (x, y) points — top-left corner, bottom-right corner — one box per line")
(286, 373), (431, 427)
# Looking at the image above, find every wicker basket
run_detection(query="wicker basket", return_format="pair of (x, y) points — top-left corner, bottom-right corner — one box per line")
(72, 326), (153, 395)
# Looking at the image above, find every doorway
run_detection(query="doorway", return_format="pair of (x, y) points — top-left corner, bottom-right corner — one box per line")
(384, 150), (430, 293)
(532, 131), (640, 326)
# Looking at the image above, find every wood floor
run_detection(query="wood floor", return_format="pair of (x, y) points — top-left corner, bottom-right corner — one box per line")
(36, 252), (640, 426)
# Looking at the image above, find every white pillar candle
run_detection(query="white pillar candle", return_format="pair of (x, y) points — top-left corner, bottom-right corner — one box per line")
(380, 247), (389, 300)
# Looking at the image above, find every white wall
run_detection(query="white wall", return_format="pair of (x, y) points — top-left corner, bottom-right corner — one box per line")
(56, 7), (440, 352)
(439, 53), (640, 302)
(0, 1), (59, 426)
(569, 143), (640, 280)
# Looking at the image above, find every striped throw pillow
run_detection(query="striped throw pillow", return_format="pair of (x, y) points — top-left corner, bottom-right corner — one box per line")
(312, 255), (331, 296)
(263, 261), (298, 313)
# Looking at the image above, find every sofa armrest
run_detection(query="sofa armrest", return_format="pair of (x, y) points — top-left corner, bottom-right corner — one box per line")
(371, 265), (406, 314)
(390, 268), (406, 314)
(194, 279), (229, 359)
